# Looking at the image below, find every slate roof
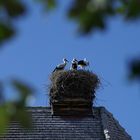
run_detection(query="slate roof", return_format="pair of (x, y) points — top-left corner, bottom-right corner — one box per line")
(0, 107), (132, 140)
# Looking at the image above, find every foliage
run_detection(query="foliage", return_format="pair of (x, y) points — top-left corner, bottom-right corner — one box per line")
(0, 0), (26, 45)
(129, 59), (140, 80)
(0, 23), (15, 45)
(36, 0), (57, 11)
(68, 0), (140, 34)
(1, 0), (140, 44)
(68, 0), (115, 34)
(0, 80), (33, 134)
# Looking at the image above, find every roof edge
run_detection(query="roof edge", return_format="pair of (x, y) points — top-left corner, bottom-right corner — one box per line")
(100, 107), (132, 140)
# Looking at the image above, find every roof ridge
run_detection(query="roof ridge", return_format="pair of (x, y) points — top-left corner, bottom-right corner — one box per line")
(26, 106), (50, 108)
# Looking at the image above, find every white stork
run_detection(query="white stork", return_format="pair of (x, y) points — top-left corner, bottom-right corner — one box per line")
(78, 58), (89, 69)
(53, 58), (69, 72)
(70, 58), (78, 70)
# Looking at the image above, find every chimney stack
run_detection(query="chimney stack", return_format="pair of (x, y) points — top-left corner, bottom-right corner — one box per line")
(49, 70), (99, 116)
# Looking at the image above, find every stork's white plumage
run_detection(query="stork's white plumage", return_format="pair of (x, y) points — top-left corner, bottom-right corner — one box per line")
(78, 58), (89, 69)
(53, 58), (68, 72)
(70, 58), (78, 70)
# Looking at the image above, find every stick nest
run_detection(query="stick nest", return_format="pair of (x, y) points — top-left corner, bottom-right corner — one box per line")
(49, 70), (100, 103)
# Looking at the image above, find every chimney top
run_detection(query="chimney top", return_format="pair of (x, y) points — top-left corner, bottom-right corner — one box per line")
(49, 70), (99, 116)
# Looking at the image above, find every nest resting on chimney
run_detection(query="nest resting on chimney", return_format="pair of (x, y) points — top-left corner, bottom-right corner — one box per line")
(49, 70), (100, 104)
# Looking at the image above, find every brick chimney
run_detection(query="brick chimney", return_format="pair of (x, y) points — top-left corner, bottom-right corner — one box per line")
(49, 70), (99, 116)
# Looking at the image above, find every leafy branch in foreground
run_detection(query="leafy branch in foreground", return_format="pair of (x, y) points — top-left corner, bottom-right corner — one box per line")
(1, 0), (140, 44)
(0, 0), (26, 45)
(0, 80), (34, 134)
(68, 0), (140, 34)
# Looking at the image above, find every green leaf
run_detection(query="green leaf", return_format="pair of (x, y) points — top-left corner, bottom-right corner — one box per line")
(35, 0), (56, 11)
(11, 79), (34, 106)
(12, 80), (33, 97)
(116, 6), (126, 14)
(68, 0), (115, 34)
(15, 109), (32, 128)
(47, 0), (56, 10)
(0, 105), (10, 134)
(3, 0), (26, 18)
(129, 59), (140, 80)
(0, 102), (32, 133)
(126, 0), (140, 19)
(0, 23), (15, 45)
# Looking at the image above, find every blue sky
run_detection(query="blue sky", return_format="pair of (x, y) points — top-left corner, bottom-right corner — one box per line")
(0, 0), (140, 139)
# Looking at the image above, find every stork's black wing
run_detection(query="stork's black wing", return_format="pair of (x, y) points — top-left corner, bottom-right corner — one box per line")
(78, 60), (85, 65)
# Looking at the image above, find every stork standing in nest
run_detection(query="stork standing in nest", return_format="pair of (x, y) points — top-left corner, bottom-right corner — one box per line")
(78, 58), (89, 69)
(70, 58), (78, 70)
(53, 58), (69, 72)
